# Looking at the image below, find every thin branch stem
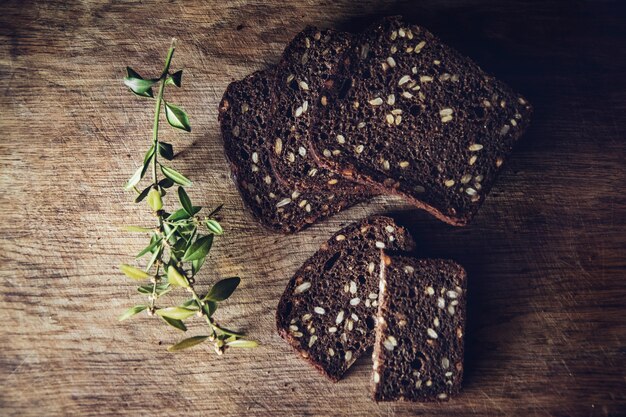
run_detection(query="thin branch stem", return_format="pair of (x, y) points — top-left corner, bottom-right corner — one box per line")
(149, 262), (161, 311)
(152, 40), (176, 190)
(148, 39), (178, 276)
(122, 39), (254, 352)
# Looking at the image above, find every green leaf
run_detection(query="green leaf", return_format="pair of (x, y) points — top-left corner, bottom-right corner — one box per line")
(124, 165), (144, 190)
(160, 316), (187, 332)
(167, 206), (201, 221)
(182, 234), (213, 262)
(145, 244), (162, 271)
(164, 102), (191, 132)
(137, 285), (152, 294)
(119, 264), (150, 280)
(158, 142), (174, 160)
(122, 225), (153, 233)
(204, 300), (217, 317)
(166, 208), (191, 221)
(226, 339), (258, 348)
(205, 219), (223, 235)
(166, 70), (183, 87)
(177, 187), (194, 216)
(156, 307), (196, 320)
(147, 188), (163, 211)
(161, 165), (192, 186)
(213, 325), (245, 337)
(179, 298), (199, 309)
(191, 257), (205, 276)
(118, 305), (147, 321)
(158, 177), (175, 189)
(205, 277), (240, 301)
(167, 335), (209, 352)
(125, 148), (153, 191)
(141, 150), (153, 175)
(124, 74), (157, 95)
(134, 185), (151, 203)
(136, 236), (162, 258)
(143, 144), (156, 165)
(126, 67), (154, 97)
(167, 265), (189, 288)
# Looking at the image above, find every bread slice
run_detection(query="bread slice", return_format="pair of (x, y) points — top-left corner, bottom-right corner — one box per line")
(276, 216), (415, 381)
(218, 70), (372, 233)
(372, 255), (466, 401)
(311, 16), (533, 225)
(268, 27), (366, 195)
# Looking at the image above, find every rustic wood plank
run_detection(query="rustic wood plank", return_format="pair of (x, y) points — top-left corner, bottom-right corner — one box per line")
(0, 0), (624, 416)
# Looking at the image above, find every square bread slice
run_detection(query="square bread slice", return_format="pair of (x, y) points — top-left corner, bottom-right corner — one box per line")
(311, 16), (533, 225)
(372, 255), (467, 401)
(268, 27), (368, 196)
(276, 216), (415, 381)
(218, 70), (372, 233)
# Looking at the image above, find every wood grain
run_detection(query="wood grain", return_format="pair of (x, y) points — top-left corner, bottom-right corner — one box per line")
(0, 0), (624, 416)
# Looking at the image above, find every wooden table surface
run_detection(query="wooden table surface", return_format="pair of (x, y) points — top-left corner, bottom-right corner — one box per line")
(1, 1), (624, 416)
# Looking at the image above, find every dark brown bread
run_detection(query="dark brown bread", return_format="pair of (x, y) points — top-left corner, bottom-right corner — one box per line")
(268, 27), (365, 195)
(311, 16), (533, 225)
(276, 216), (416, 381)
(218, 70), (371, 233)
(372, 255), (466, 402)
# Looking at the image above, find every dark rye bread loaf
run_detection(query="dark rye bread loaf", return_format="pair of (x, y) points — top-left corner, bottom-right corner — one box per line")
(311, 16), (533, 225)
(372, 255), (466, 402)
(218, 70), (372, 233)
(276, 216), (415, 381)
(268, 27), (368, 195)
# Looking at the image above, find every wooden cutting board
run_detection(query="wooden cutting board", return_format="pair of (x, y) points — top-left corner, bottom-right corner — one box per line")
(1, 1), (624, 416)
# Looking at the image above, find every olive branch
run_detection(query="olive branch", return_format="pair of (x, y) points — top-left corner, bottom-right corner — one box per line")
(118, 39), (257, 354)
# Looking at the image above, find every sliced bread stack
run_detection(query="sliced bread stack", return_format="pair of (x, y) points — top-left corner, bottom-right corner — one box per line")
(219, 70), (372, 233)
(219, 16), (532, 232)
(219, 29), (374, 234)
(276, 216), (467, 401)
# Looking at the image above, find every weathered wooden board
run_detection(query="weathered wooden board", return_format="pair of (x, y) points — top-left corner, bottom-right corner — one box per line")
(0, 0), (624, 416)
